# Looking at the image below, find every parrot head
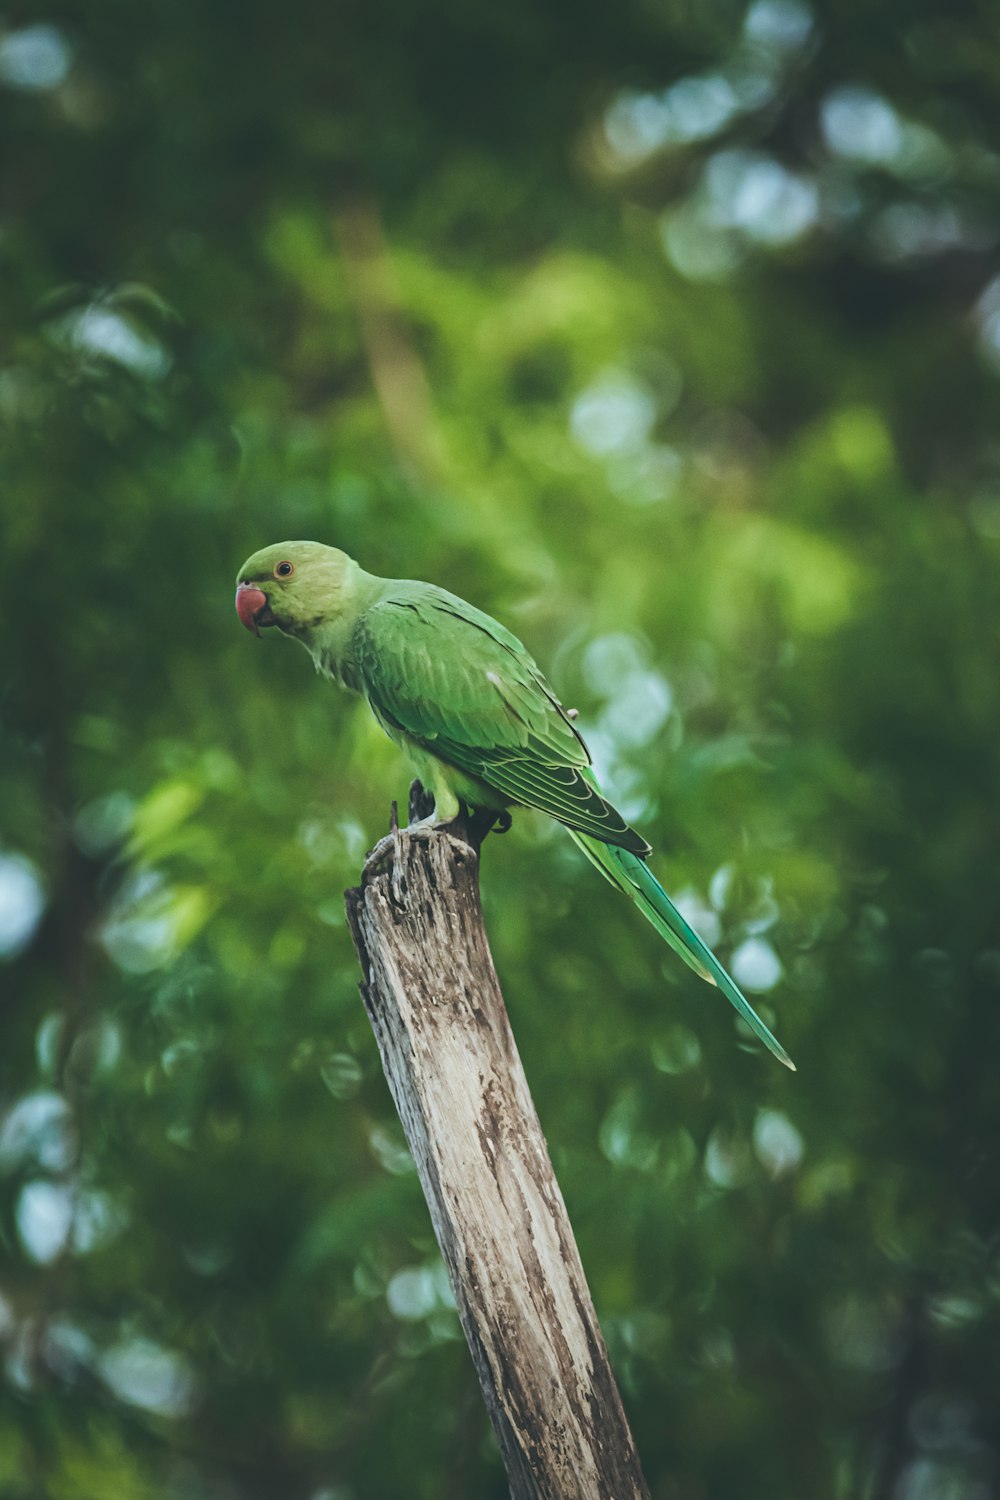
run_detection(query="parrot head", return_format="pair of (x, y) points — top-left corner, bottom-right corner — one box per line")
(235, 540), (359, 638)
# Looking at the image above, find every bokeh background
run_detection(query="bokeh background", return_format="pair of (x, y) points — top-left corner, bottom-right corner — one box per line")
(3, 1), (1000, 1496)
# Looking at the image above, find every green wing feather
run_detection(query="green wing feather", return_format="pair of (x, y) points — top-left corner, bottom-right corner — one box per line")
(352, 586), (650, 855)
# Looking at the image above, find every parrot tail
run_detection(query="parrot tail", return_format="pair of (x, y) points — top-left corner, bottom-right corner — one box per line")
(567, 831), (796, 1071)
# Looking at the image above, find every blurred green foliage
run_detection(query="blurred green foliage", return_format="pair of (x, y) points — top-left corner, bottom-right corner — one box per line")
(3, 1), (1000, 1496)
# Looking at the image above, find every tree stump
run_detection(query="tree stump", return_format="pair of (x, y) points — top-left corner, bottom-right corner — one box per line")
(345, 787), (649, 1500)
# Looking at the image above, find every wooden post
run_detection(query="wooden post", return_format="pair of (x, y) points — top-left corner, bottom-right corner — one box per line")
(345, 786), (650, 1500)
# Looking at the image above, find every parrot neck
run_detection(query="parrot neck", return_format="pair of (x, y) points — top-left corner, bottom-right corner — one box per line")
(300, 565), (382, 691)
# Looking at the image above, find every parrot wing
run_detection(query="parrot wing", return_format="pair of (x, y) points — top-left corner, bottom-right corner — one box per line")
(352, 586), (651, 856)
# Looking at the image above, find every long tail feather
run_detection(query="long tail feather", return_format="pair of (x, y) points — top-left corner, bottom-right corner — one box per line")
(568, 831), (796, 1071)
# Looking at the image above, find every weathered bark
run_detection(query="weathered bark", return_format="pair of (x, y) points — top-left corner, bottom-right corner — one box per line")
(345, 788), (650, 1500)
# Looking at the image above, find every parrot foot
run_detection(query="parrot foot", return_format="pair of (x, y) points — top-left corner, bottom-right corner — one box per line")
(363, 819), (478, 882)
(407, 811), (480, 854)
(406, 811), (449, 834)
(362, 782), (500, 883)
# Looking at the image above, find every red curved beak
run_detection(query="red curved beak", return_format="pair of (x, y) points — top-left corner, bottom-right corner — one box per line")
(235, 583), (269, 635)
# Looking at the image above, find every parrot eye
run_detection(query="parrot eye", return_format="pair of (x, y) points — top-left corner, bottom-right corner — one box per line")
(274, 561), (294, 578)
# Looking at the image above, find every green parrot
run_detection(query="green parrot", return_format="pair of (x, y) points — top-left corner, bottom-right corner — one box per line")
(235, 540), (794, 1070)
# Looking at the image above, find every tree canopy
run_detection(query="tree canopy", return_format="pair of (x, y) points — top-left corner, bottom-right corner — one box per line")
(3, 1), (999, 1496)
